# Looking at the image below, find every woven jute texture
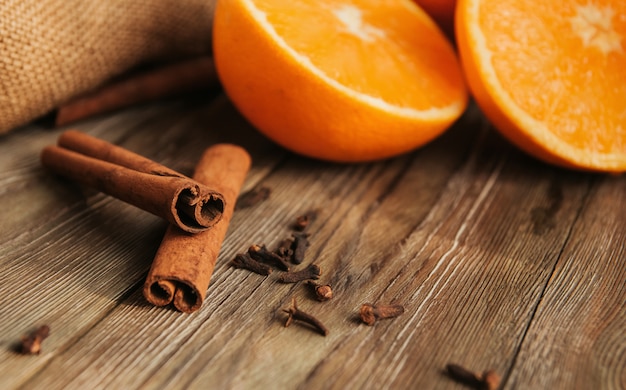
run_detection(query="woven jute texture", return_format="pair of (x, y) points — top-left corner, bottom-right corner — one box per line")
(0, 0), (215, 134)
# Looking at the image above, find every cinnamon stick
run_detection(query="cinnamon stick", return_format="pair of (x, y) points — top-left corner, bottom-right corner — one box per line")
(41, 130), (224, 233)
(144, 144), (251, 313)
(55, 56), (219, 126)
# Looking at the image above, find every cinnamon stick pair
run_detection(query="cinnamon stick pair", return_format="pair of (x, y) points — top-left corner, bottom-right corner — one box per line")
(41, 130), (224, 233)
(144, 144), (251, 312)
(41, 131), (252, 313)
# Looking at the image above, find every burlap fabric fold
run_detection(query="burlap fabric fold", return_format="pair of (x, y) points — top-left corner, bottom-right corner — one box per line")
(0, 0), (215, 134)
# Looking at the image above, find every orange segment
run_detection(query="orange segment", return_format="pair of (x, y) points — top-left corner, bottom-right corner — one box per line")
(213, 0), (467, 162)
(456, 0), (626, 172)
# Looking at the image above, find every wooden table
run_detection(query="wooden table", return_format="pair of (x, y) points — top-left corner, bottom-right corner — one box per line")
(1, 94), (624, 389)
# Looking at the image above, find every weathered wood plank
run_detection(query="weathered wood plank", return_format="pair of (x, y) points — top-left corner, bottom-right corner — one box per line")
(507, 176), (626, 389)
(290, 134), (595, 388)
(1, 95), (623, 389)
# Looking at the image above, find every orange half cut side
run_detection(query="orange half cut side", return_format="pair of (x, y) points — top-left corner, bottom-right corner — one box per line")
(457, 0), (626, 172)
(214, 0), (468, 162)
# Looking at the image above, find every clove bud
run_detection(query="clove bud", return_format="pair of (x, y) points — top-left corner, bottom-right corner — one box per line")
(282, 297), (328, 336)
(293, 209), (318, 231)
(278, 264), (321, 283)
(290, 232), (310, 264)
(248, 244), (291, 271)
(306, 281), (333, 301)
(19, 325), (50, 355)
(359, 303), (404, 326)
(231, 253), (272, 275)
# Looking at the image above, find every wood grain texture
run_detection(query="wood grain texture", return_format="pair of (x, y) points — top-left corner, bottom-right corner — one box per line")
(0, 95), (624, 389)
(507, 176), (626, 389)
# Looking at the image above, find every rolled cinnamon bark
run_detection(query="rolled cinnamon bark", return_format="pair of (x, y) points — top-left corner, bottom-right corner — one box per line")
(144, 144), (251, 313)
(41, 130), (224, 233)
(55, 56), (219, 126)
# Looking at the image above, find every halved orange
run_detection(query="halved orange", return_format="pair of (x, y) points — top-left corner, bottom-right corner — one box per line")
(213, 0), (467, 162)
(456, 0), (626, 172)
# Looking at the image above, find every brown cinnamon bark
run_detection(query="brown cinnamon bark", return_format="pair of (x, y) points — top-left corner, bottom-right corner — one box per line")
(55, 56), (219, 126)
(41, 130), (224, 233)
(144, 144), (251, 313)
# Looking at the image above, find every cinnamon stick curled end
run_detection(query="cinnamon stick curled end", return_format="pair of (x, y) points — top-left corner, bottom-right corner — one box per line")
(173, 185), (224, 233)
(146, 277), (202, 313)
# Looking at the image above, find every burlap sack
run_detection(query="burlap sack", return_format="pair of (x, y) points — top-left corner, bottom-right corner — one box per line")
(0, 0), (215, 134)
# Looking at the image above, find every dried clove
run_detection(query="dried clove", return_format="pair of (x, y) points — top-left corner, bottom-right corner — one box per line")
(306, 281), (333, 301)
(278, 264), (321, 283)
(248, 244), (291, 271)
(230, 253), (272, 275)
(19, 325), (50, 355)
(282, 297), (328, 336)
(235, 186), (271, 210)
(290, 232), (310, 264)
(293, 209), (318, 231)
(445, 363), (500, 390)
(482, 370), (501, 390)
(359, 303), (404, 326)
(274, 237), (294, 261)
